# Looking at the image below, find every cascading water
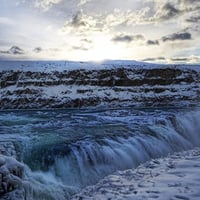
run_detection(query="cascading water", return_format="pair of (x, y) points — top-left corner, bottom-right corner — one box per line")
(0, 107), (200, 200)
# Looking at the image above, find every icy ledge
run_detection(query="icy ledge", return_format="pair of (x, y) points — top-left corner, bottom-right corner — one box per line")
(72, 147), (200, 200)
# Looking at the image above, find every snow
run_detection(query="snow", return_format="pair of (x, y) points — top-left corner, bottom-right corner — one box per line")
(72, 147), (200, 200)
(1, 83), (197, 108)
(0, 60), (200, 72)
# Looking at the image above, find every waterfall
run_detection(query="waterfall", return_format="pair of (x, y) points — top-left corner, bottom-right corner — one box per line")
(1, 108), (200, 199)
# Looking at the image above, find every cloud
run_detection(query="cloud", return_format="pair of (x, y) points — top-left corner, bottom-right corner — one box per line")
(143, 55), (200, 64)
(145, 0), (200, 23)
(61, 7), (152, 36)
(143, 57), (166, 62)
(34, 0), (63, 10)
(9, 46), (24, 54)
(80, 38), (93, 43)
(143, 1), (180, 22)
(186, 15), (200, 23)
(33, 47), (43, 53)
(105, 8), (150, 27)
(170, 57), (189, 62)
(71, 11), (87, 27)
(170, 56), (200, 63)
(146, 40), (159, 45)
(61, 11), (102, 35)
(0, 17), (15, 26)
(72, 45), (89, 51)
(159, 3), (181, 20)
(0, 46), (25, 55)
(112, 35), (133, 43)
(79, 0), (92, 6)
(180, 0), (200, 6)
(112, 34), (145, 43)
(70, 37), (93, 51)
(162, 32), (192, 42)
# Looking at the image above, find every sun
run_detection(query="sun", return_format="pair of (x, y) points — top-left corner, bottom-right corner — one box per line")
(60, 33), (143, 62)
(85, 34), (124, 61)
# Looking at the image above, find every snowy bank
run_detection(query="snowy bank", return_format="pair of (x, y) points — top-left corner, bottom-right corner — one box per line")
(72, 147), (200, 200)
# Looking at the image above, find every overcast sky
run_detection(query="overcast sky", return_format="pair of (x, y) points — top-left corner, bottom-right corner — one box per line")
(0, 0), (200, 63)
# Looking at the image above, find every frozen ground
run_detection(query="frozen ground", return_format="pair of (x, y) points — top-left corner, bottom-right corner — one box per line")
(73, 147), (200, 200)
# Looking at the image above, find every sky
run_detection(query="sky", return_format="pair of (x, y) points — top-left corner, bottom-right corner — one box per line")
(0, 0), (200, 63)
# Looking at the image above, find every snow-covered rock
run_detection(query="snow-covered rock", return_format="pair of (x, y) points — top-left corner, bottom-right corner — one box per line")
(0, 61), (200, 109)
(0, 141), (25, 200)
(0, 155), (24, 197)
(0, 141), (18, 159)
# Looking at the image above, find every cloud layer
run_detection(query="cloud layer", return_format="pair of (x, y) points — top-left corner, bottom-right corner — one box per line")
(0, 0), (199, 63)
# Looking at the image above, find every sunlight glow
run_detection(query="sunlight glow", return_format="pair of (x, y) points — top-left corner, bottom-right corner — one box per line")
(83, 34), (127, 61)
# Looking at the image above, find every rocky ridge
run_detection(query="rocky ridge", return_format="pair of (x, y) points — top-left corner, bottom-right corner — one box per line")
(0, 62), (200, 109)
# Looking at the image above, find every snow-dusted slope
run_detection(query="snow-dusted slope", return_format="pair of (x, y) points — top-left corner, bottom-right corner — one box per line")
(0, 61), (200, 109)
